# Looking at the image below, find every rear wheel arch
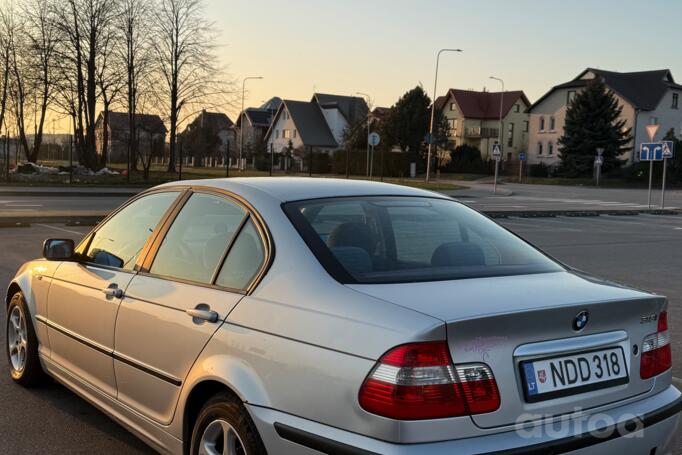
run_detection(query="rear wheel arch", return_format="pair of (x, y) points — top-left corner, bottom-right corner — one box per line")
(6, 283), (22, 307)
(182, 380), (244, 454)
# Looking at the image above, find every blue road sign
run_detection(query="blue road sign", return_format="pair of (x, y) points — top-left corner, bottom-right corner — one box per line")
(424, 133), (433, 145)
(640, 142), (664, 161)
(519, 152), (527, 162)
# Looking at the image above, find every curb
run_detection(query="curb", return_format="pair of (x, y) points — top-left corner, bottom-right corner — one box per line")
(0, 215), (104, 227)
(0, 190), (139, 197)
(484, 209), (680, 219)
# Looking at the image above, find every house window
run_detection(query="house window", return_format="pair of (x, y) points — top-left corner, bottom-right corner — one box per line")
(523, 120), (529, 132)
(450, 103), (456, 111)
(673, 93), (679, 109)
(548, 142), (554, 155)
(549, 116), (556, 131)
(507, 123), (514, 147)
(282, 129), (291, 139)
(275, 130), (279, 139)
(567, 90), (576, 104)
(448, 119), (456, 135)
(649, 117), (659, 125)
(537, 142), (543, 155)
(539, 117), (545, 131)
(514, 104), (520, 113)
(293, 129), (297, 138)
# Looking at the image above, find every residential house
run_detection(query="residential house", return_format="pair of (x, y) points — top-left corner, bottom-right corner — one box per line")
(437, 89), (531, 161)
(265, 93), (369, 157)
(234, 97), (281, 159)
(179, 110), (235, 165)
(528, 68), (682, 167)
(95, 112), (166, 164)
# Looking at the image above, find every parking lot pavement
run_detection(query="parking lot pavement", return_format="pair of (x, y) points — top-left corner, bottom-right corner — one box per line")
(0, 219), (680, 453)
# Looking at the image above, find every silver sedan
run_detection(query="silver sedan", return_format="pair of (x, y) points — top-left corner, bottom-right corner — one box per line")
(5, 177), (681, 454)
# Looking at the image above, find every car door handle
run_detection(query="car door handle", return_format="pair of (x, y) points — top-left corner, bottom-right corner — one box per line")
(186, 306), (219, 324)
(102, 284), (123, 299)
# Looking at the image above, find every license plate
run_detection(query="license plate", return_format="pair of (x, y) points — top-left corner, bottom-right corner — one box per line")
(521, 347), (629, 402)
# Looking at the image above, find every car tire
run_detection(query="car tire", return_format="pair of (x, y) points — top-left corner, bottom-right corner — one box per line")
(190, 392), (267, 455)
(6, 292), (48, 387)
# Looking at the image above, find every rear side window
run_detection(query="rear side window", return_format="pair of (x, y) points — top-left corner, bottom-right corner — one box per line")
(85, 191), (180, 270)
(285, 197), (563, 284)
(150, 193), (246, 284)
(214, 219), (265, 291)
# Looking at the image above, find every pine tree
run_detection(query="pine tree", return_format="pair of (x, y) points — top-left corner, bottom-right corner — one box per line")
(558, 78), (632, 177)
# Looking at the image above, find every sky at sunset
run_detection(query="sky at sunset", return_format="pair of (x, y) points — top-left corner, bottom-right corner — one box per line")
(212, 0), (682, 116)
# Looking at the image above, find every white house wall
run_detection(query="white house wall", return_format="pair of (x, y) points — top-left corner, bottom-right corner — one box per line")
(267, 108), (303, 153)
(633, 89), (682, 161)
(320, 107), (347, 145)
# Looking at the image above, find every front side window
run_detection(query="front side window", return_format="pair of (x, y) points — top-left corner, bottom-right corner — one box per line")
(150, 193), (247, 284)
(286, 197), (562, 284)
(673, 93), (679, 109)
(549, 116), (556, 131)
(539, 117), (545, 131)
(537, 142), (543, 155)
(548, 142), (554, 155)
(85, 191), (180, 270)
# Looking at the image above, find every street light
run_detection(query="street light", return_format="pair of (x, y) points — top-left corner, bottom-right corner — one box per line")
(489, 76), (504, 194)
(426, 48), (462, 182)
(239, 76), (264, 171)
(356, 92), (372, 177)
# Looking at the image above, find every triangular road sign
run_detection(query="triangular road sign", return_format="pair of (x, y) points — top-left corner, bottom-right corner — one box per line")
(646, 124), (659, 142)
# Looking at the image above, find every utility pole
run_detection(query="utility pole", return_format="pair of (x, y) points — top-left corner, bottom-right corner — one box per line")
(356, 92), (372, 177)
(240, 76), (264, 171)
(427, 48), (462, 182)
(489, 76), (504, 194)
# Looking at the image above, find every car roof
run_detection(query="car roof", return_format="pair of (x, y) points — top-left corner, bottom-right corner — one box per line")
(156, 177), (448, 203)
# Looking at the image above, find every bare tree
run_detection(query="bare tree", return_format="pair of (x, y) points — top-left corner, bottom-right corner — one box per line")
(0, 5), (14, 153)
(116, 0), (154, 174)
(52, 0), (117, 169)
(153, 0), (233, 173)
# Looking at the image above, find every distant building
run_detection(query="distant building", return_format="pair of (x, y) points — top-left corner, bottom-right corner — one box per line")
(95, 112), (166, 164)
(265, 93), (369, 155)
(436, 89), (530, 161)
(234, 97), (281, 159)
(528, 68), (682, 167)
(179, 110), (235, 165)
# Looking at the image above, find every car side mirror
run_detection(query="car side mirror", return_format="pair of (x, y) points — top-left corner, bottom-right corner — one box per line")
(43, 239), (76, 261)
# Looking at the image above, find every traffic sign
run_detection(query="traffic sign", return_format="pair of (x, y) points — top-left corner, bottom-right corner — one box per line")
(595, 156), (603, 166)
(519, 152), (527, 162)
(368, 132), (380, 147)
(492, 143), (502, 160)
(662, 141), (674, 159)
(423, 133), (433, 145)
(646, 124), (659, 142)
(640, 142), (664, 161)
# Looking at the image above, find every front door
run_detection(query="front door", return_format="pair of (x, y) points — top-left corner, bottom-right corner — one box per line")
(114, 191), (267, 424)
(46, 191), (181, 396)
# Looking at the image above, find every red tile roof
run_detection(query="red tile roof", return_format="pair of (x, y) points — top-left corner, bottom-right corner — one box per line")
(441, 89), (529, 119)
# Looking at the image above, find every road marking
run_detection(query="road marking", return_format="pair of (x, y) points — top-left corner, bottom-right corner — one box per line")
(35, 224), (86, 235)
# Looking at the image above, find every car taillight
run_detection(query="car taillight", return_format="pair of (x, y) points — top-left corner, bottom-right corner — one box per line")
(640, 311), (672, 379)
(358, 341), (500, 420)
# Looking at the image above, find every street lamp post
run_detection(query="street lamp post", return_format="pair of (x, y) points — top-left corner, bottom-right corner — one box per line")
(356, 92), (372, 177)
(240, 76), (263, 171)
(426, 49), (462, 182)
(489, 76), (505, 194)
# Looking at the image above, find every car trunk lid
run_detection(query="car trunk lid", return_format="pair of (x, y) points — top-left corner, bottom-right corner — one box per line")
(348, 271), (666, 428)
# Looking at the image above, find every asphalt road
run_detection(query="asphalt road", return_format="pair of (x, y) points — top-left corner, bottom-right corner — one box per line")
(0, 217), (680, 453)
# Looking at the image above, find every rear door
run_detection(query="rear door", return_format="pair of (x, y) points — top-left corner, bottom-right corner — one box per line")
(46, 190), (181, 396)
(113, 190), (269, 424)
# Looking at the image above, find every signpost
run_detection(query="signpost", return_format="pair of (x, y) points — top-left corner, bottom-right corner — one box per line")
(518, 151), (526, 182)
(595, 147), (604, 186)
(644, 125), (659, 209)
(368, 132), (380, 178)
(492, 143), (501, 193)
(661, 141), (674, 209)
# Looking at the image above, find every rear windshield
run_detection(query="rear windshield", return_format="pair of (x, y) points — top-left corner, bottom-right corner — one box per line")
(284, 196), (563, 284)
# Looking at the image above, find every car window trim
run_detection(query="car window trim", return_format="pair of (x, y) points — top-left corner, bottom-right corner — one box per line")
(74, 187), (189, 274)
(137, 185), (274, 295)
(209, 213), (250, 285)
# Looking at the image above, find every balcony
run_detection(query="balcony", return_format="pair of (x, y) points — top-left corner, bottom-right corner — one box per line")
(464, 127), (499, 139)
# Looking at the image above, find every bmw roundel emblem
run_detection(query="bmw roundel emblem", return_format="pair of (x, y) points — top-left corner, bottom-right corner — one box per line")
(573, 310), (589, 331)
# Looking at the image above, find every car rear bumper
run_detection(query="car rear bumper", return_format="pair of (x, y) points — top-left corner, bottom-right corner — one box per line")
(247, 385), (681, 455)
